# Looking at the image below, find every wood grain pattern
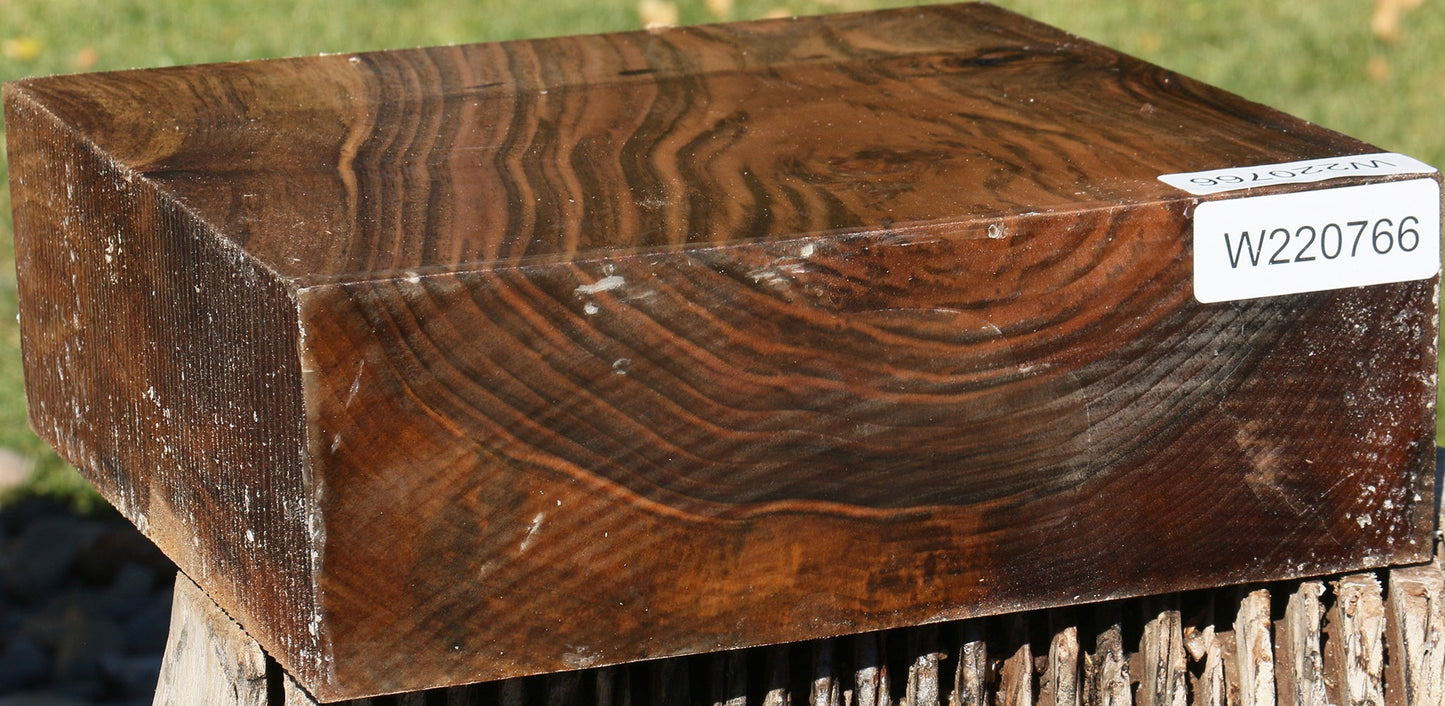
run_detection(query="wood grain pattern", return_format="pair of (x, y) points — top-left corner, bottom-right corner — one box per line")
(1188, 625), (1226, 706)
(1085, 616), (1131, 706)
(153, 574), (271, 706)
(5, 2), (1438, 700)
(997, 630), (1034, 706)
(1136, 599), (1187, 706)
(1385, 559), (1445, 706)
(954, 622), (988, 706)
(1235, 590), (1276, 706)
(1277, 582), (1328, 706)
(1324, 574), (1386, 706)
(1041, 624), (1081, 706)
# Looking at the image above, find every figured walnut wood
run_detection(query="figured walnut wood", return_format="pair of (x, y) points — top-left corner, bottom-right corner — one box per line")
(4, 2), (1438, 701)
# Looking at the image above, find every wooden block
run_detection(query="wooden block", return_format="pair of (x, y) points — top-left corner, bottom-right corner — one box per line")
(1385, 561), (1445, 706)
(1135, 599), (1187, 706)
(762, 644), (793, 706)
(953, 622), (988, 706)
(1235, 590), (1277, 706)
(4, 2), (1437, 700)
(1186, 625), (1227, 706)
(1039, 624), (1080, 706)
(810, 640), (842, 706)
(853, 633), (889, 706)
(1083, 615), (1131, 706)
(1275, 581), (1328, 706)
(903, 626), (944, 706)
(284, 673), (324, 706)
(153, 573), (270, 706)
(1323, 574), (1385, 706)
(997, 637), (1034, 706)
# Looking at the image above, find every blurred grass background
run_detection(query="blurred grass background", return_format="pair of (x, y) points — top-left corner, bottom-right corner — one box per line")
(0, 0), (1441, 508)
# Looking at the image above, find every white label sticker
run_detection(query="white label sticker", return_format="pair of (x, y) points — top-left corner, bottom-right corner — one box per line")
(1193, 178), (1441, 303)
(1160, 152), (1437, 195)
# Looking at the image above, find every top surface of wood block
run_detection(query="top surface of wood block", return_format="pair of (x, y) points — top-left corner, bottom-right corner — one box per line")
(6, 3), (1439, 701)
(6, 3), (1370, 284)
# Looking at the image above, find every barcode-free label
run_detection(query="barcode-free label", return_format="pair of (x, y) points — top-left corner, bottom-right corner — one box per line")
(1193, 179), (1441, 304)
(1160, 152), (1436, 195)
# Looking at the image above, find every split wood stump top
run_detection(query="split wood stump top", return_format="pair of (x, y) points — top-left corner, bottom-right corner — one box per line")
(4, 3), (1440, 700)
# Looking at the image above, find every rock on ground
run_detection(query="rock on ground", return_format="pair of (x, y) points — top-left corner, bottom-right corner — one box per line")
(0, 497), (174, 703)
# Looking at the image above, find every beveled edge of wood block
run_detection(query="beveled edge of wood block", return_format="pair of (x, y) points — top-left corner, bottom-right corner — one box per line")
(5, 77), (332, 690)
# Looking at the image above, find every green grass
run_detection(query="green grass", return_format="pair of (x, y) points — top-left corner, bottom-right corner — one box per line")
(2, 0), (1443, 507)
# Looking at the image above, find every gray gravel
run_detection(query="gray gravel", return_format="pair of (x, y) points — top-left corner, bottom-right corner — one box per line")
(0, 498), (174, 704)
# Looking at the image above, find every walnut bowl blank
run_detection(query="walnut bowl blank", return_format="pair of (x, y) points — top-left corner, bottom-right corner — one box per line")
(5, 3), (1438, 700)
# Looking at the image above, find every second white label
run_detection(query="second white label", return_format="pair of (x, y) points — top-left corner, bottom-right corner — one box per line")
(1193, 178), (1441, 303)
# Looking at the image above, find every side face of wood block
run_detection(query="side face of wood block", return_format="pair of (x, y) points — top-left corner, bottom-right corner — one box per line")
(5, 4), (1438, 699)
(4, 80), (323, 675)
